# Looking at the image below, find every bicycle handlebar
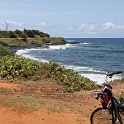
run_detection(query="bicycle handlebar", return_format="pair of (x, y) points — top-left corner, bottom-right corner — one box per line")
(93, 91), (107, 96)
(92, 91), (107, 99)
(106, 71), (122, 78)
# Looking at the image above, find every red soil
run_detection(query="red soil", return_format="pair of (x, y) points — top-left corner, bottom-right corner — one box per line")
(0, 81), (123, 124)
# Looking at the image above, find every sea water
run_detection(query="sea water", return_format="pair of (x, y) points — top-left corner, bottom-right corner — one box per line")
(16, 38), (124, 84)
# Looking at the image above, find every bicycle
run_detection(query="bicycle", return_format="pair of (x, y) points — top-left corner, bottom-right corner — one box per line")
(90, 71), (124, 124)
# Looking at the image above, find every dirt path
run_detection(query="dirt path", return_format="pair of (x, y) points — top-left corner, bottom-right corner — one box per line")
(0, 106), (90, 124)
(0, 82), (20, 91)
(0, 80), (123, 124)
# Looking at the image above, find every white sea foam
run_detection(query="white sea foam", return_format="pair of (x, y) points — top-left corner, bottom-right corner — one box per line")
(49, 45), (66, 50)
(63, 64), (122, 84)
(48, 44), (75, 50)
(81, 73), (122, 84)
(64, 65), (105, 74)
(80, 42), (92, 45)
(16, 49), (49, 62)
(16, 49), (29, 55)
(16, 48), (43, 55)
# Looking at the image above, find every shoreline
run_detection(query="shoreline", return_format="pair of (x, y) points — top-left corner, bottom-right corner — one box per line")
(15, 45), (123, 84)
(9, 41), (80, 54)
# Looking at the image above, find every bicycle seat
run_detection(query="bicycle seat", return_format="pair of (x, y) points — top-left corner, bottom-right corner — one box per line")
(117, 97), (124, 112)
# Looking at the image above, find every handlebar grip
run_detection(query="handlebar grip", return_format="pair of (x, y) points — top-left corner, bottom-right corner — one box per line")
(107, 71), (122, 77)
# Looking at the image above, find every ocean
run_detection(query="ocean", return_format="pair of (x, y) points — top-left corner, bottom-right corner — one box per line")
(16, 38), (124, 84)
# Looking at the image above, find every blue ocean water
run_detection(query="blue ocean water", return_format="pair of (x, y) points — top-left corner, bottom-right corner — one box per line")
(64, 38), (124, 72)
(16, 38), (124, 83)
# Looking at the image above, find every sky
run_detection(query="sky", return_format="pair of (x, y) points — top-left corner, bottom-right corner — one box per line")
(0, 0), (124, 38)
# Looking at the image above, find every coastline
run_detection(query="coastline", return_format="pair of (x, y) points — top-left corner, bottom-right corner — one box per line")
(9, 41), (80, 54)
(15, 43), (122, 84)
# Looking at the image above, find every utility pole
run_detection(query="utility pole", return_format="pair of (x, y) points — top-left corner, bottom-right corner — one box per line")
(6, 22), (8, 31)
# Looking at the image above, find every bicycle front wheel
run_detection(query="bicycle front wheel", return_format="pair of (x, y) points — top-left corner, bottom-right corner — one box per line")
(90, 107), (116, 124)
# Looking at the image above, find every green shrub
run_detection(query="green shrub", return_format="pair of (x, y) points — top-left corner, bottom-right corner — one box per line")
(46, 62), (95, 92)
(42, 37), (65, 44)
(15, 30), (22, 37)
(9, 31), (17, 38)
(0, 44), (13, 57)
(0, 55), (95, 92)
(0, 31), (10, 38)
(0, 55), (41, 79)
(0, 41), (8, 46)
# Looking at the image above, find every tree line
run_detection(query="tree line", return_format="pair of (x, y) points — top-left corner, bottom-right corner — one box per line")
(0, 29), (50, 38)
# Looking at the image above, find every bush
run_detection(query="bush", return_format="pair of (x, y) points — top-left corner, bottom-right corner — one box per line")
(15, 30), (22, 37)
(42, 37), (65, 44)
(0, 55), (95, 92)
(0, 41), (8, 46)
(0, 44), (13, 57)
(46, 62), (95, 92)
(9, 31), (17, 38)
(0, 31), (10, 38)
(0, 55), (42, 79)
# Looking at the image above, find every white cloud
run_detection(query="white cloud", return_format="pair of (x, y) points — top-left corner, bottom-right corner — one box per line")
(78, 23), (96, 31)
(117, 25), (124, 30)
(37, 22), (53, 27)
(103, 22), (116, 30)
(66, 26), (74, 31)
(0, 21), (26, 30)
(7, 21), (25, 27)
(103, 22), (124, 30)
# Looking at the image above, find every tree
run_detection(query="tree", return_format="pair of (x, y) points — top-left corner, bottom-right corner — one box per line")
(21, 32), (27, 38)
(9, 31), (17, 38)
(15, 30), (22, 37)
(32, 30), (40, 35)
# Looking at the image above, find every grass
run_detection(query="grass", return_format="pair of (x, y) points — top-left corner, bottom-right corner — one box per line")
(0, 87), (12, 94)
(0, 93), (83, 113)
(0, 94), (43, 112)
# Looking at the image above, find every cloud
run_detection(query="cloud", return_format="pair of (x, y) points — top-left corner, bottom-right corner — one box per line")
(0, 21), (26, 30)
(66, 26), (75, 31)
(37, 22), (52, 27)
(78, 23), (96, 31)
(103, 22), (124, 30)
(7, 21), (25, 27)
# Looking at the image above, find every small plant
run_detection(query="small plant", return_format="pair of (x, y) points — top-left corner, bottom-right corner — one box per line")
(0, 87), (12, 94)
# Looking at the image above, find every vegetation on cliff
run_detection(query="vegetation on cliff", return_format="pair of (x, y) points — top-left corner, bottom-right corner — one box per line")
(0, 29), (95, 92)
(0, 29), (50, 38)
(0, 29), (65, 47)
(0, 44), (13, 57)
(0, 55), (95, 92)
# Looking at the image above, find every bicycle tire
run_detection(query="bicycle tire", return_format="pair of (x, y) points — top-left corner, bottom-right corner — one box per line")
(115, 112), (124, 124)
(112, 97), (123, 124)
(90, 107), (116, 124)
(120, 112), (124, 124)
